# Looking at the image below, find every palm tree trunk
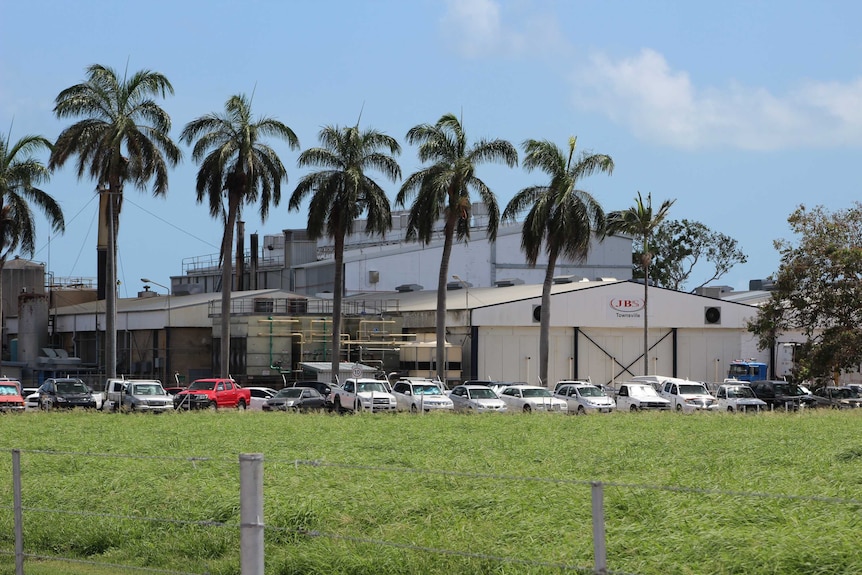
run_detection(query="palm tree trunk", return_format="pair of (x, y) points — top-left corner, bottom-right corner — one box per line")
(539, 251), (557, 387)
(436, 215), (457, 383)
(106, 190), (119, 378)
(220, 195), (240, 378)
(330, 233), (345, 384)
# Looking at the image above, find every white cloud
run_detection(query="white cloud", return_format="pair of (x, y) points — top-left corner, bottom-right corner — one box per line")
(441, 0), (567, 59)
(573, 49), (862, 150)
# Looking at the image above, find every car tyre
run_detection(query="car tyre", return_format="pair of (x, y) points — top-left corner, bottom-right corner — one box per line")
(208, 400), (217, 411)
(630, 404), (638, 412)
(410, 404), (418, 413)
(237, 399), (247, 410)
(577, 405), (586, 415)
(676, 403), (683, 412)
(728, 406), (734, 412)
(523, 404), (531, 413)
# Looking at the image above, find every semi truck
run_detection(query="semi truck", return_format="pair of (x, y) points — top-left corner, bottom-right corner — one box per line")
(727, 360), (768, 382)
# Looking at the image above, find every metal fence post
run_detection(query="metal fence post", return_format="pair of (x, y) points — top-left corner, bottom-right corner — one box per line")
(591, 481), (607, 575)
(240, 453), (264, 575)
(13, 449), (24, 575)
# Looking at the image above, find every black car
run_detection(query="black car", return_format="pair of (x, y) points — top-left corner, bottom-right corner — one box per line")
(290, 381), (335, 409)
(37, 378), (97, 410)
(749, 381), (817, 411)
(262, 387), (327, 412)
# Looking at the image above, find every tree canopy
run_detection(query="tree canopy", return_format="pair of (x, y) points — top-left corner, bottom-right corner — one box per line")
(748, 203), (862, 385)
(636, 219), (747, 292)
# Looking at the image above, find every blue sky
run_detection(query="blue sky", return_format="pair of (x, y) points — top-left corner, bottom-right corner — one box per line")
(2, 0), (861, 296)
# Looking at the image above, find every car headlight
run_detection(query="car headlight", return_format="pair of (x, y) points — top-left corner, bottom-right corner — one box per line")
(56, 396), (68, 402)
(285, 400), (295, 406)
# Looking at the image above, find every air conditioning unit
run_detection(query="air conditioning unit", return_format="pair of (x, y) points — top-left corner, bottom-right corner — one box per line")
(704, 306), (721, 325)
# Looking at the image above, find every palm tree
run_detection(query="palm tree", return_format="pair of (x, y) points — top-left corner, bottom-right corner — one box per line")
(181, 94), (299, 378)
(606, 191), (675, 375)
(50, 64), (180, 379)
(0, 132), (65, 363)
(396, 113), (517, 383)
(289, 124), (401, 383)
(502, 137), (613, 386)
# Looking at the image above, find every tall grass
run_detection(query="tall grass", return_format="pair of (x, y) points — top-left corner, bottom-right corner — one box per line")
(1, 409), (862, 574)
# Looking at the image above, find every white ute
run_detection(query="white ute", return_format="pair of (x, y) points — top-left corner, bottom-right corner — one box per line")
(331, 378), (397, 413)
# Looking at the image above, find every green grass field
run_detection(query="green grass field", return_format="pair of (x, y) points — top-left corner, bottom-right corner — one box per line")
(2, 408), (862, 575)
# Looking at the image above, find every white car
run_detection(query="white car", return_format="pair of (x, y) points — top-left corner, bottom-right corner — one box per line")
(714, 383), (767, 413)
(554, 383), (615, 414)
(24, 388), (40, 410)
(391, 379), (454, 412)
(331, 378), (397, 413)
(447, 385), (508, 413)
(658, 379), (719, 413)
(498, 385), (567, 413)
(245, 387), (278, 410)
(615, 382), (671, 412)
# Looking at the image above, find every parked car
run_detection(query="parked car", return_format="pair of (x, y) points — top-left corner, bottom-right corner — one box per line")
(658, 379), (719, 412)
(163, 386), (186, 396)
(553, 379), (594, 393)
(118, 380), (173, 413)
(104, 378), (164, 411)
(553, 382), (615, 414)
(447, 385), (508, 413)
(813, 386), (862, 409)
(615, 382), (671, 412)
(497, 385), (567, 413)
(290, 381), (336, 410)
(714, 383), (767, 413)
(173, 378), (251, 410)
(246, 387), (278, 410)
(749, 380), (816, 411)
(391, 379), (454, 412)
(262, 387), (327, 412)
(23, 388), (39, 410)
(36, 378), (98, 410)
(0, 378), (25, 412)
(330, 378), (397, 413)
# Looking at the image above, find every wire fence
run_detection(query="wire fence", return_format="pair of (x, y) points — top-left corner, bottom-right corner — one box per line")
(2, 448), (861, 575)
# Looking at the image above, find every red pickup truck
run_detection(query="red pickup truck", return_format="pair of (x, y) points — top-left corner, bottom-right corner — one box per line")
(173, 378), (251, 410)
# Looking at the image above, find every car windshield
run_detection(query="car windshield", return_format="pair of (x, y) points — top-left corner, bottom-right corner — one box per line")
(357, 382), (387, 393)
(629, 385), (658, 398)
(56, 381), (88, 394)
(679, 384), (709, 395)
(727, 387), (755, 399)
(832, 388), (853, 399)
(276, 388), (303, 398)
(773, 383), (799, 395)
(415, 385), (443, 395)
(189, 380), (216, 391)
(0, 384), (19, 396)
(521, 388), (552, 398)
(132, 384), (164, 396)
(578, 386), (604, 397)
(468, 388), (497, 399)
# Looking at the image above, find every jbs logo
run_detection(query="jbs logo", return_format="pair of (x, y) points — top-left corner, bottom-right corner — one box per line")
(610, 298), (644, 312)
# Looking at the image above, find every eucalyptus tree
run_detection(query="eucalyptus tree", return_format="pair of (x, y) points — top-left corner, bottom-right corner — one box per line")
(0, 132), (65, 360)
(502, 137), (613, 386)
(289, 124), (401, 382)
(50, 64), (180, 378)
(396, 113), (517, 382)
(181, 94), (299, 378)
(606, 192), (675, 375)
